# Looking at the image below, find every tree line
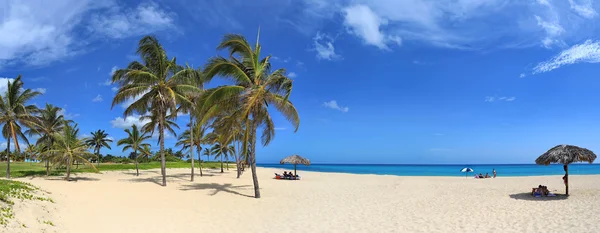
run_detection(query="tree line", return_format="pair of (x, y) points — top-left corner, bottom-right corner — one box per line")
(1, 30), (300, 198)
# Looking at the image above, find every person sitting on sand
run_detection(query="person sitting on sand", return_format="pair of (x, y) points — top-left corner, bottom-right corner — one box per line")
(477, 173), (483, 178)
(485, 173), (490, 178)
(283, 171), (289, 178)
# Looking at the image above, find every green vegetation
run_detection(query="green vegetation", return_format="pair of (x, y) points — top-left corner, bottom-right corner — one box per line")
(0, 161), (229, 178)
(0, 180), (52, 225)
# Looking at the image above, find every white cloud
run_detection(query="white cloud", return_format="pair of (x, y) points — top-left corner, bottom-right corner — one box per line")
(111, 87), (119, 92)
(288, 72), (297, 78)
(57, 106), (80, 119)
(81, 133), (91, 138)
(99, 79), (112, 86)
(343, 4), (401, 50)
(519, 73), (526, 78)
(323, 100), (349, 113)
(0, 78), (15, 94)
(88, 2), (176, 39)
(313, 32), (341, 60)
(485, 96), (516, 102)
(110, 115), (150, 129)
(533, 40), (600, 74)
(568, 0), (597, 19)
(109, 66), (118, 76)
(92, 94), (103, 102)
(32, 88), (46, 94)
(275, 127), (287, 131)
(0, 1), (177, 69)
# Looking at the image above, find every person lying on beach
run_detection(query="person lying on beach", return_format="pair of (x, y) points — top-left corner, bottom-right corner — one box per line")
(283, 171), (289, 178)
(485, 173), (490, 178)
(478, 173), (484, 178)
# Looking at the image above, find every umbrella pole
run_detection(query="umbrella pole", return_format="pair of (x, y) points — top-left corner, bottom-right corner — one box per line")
(565, 164), (569, 196)
(294, 164), (297, 176)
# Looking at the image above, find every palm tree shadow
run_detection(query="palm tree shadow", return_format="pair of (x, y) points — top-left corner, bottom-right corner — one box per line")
(179, 183), (254, 198)
(121, 177), (162, 186)
(509, 192), (569, 201)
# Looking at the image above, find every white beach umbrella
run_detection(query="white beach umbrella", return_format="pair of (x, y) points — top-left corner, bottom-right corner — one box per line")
(461, 167), (474, 178)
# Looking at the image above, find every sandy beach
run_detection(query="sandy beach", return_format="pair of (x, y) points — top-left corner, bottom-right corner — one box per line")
(4, 168), (600, 233)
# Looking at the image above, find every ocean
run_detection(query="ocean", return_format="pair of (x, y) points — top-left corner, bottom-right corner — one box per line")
(258, 163), (600, 177)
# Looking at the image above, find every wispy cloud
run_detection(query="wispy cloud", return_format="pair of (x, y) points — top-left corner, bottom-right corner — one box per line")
(0, 1), (177, 69)
(323, 100), (349, 113)
(58, 106), (80, 119)
(111, 87), (119, 92)
(30, 76), (48, 82)
(519, 73), (526, 78)
(343, 4), (401, 50)
(533, 40), (600, 74)
(275, 127), (287, 131)
(288, 72), (297, 78)
(568, 0), (597, 19)
(33, 88), (46, 94)
(313, 32), (341, 60)
(485, 96), (516, 102)
(92, 94), (103, 102)
(110, 115), (150, 129)
(109, 66), (118, 76)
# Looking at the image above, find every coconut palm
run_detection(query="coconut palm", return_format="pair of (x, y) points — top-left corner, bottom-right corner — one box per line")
(44, 121), (97, 180)
(111, 36), (199, 186)
(202, 147), (211, 163)
(210, 112), (245, 178)
(24, 144), (41, 165)
(26, 103), (68, 175)
(139, 144), (152, 163)
(211, 143), (234, 173)
(85, 130), (113, 167)
(117, 124), (151, 176)
(176, 122), (207, 177)
(177, 66), (205, 181)
(199, 31), (300, 198)
(0, 75), (42, 178)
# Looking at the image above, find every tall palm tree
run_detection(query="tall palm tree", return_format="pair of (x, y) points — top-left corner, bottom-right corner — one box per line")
(85, 130), (113, 167)
(26, 103), (68, 175)
(117, 124), (151, 176)
(0, 75), (41, 178)
(177, 66), (205, 181)
(176, 122), (207, 177)
(199, 31), (300, 198)
(44, 121), (97, 180)
(111, 36), (199, 186)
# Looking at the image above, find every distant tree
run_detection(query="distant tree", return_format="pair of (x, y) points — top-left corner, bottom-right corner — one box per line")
(85, 130), (113, 167)
(117, 124), (150, 176)
(26, 103), (69, 175)
(44, 121), (97, 180)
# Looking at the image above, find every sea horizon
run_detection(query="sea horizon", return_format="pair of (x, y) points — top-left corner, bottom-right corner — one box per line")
(258, 163), (600, 177)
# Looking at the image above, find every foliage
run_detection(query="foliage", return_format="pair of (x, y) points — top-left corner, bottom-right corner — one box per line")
(0, 180), (52, 225)
(44, 121), (97, 180)
(85, 129), (113, 163)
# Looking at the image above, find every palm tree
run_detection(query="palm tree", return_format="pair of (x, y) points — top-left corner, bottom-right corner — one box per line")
(111, 36), (199, 186)
(26, 103), (69, 175)
(202, 147), (211, 163)
(24, 144), (41, 165)
(211, 143), (234, 173)
(117, 124), (151, 176)
(139, 144), (152, 163)
(0, 75), (41, 178)
(44, 121), (97, 180)
(199, 31), (300, 198)
(177, 66), (205, 181)
(176, 122), (207, 177)
(85, 130), (113, 167)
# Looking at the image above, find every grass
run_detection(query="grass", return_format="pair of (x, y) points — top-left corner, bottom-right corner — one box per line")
(0, 180), (52, 225)
(0, 161), (233, 178)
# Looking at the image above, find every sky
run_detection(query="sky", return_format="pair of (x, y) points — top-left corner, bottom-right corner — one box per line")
(1, 0), (600, 164)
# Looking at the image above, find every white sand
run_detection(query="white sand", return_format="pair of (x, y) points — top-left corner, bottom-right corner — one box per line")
(4, 168), (600, 233)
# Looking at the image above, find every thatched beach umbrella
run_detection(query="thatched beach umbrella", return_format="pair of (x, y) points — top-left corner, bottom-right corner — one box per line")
(280, 155), (310, 176)
(535, 145), (597, 195)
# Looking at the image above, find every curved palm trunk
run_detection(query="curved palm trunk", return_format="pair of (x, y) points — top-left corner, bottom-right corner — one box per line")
(249, 125), (260, 198)
(134, 150), (139, 176)
(6, 136), (10, 179)
(197, 147), (203, 177)
(190, 115), (194, 181)
(159, 119), (167, 186)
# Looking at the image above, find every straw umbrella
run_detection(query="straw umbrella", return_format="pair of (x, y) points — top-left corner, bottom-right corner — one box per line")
(280, 155), (310, 176)
(535, 145), (597, 195)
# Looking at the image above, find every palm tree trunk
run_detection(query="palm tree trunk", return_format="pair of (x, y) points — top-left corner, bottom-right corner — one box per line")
(198, 147), (203, 177)
(249, 121), (260, 198)
(65, 157), (71, 181)
(96, 147), (100, 168)
(220, 154), (223, 173)
(190, 115), (194, 182)
(46, 140), (51, 176)
(135, 150), (139, 176)
(159, 119), (167, 186)
(6, 137), (10, 179)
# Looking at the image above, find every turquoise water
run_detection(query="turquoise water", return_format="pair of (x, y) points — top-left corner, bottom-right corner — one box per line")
(258, 164), (600, 177)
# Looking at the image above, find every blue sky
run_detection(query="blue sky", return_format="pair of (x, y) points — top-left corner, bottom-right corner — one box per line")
(1, 0), (600, 164)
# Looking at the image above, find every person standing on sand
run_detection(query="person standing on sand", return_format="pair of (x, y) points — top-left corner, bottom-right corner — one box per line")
(492, 169), (497, 178)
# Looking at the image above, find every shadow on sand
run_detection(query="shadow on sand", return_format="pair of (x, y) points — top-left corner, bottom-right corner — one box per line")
(509, 192), (569, 201)
(179, 183), (254, 198)
(45, 176), (101, 182)
(121, 173), (216, 186)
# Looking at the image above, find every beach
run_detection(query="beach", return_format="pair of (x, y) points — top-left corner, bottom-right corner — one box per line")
(4, 167), (600, 233)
